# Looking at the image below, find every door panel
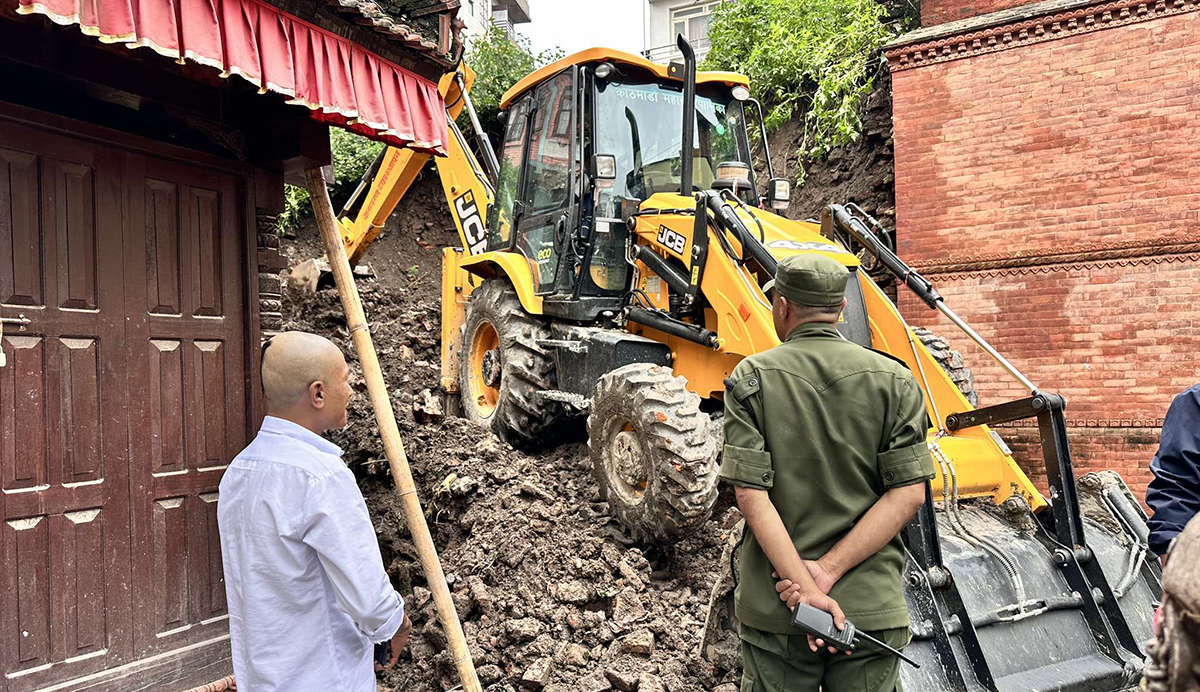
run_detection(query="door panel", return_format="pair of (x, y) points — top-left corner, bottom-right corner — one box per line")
(0, 148), (40, 306)
(0, 124), (132, 692)
(126, 155), (245, 658)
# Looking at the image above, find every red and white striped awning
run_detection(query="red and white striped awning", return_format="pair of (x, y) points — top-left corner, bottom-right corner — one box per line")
(16, 0), (448, 155)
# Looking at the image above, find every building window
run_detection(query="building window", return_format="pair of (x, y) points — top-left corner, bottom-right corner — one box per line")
(670, 2), (720, 44)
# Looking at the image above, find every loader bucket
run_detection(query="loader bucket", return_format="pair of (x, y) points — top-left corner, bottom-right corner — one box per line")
(701, 473), (1159, 692)
(899, 482), (1157, 692)
(702, 480), (1159, 692)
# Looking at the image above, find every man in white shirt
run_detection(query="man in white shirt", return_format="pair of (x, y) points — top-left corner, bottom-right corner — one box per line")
(218, 331), (411, 691)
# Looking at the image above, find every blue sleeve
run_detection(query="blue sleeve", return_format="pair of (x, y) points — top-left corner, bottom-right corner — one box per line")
(1145, 387), (1200, 556)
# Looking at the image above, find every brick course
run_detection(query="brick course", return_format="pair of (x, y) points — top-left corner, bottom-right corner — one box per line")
(922, 0), (1035, 26)
(890, 6), (1200, 501)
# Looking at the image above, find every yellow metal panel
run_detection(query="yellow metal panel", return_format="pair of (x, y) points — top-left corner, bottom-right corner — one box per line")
(857, 272), (1046, 511)
(459, 251), (543, 314)
(440, 247), (477, 392)
(339, 147), (431, 265)
(500, 47), (749, 109)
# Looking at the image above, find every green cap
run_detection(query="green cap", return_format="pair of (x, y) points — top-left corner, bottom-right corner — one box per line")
(763, 254), (849, 307)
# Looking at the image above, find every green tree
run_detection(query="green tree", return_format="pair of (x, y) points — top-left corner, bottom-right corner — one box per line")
(703, 0), (902, 181)
(279, 127), (386, 232)
(463, 22), (564, 143)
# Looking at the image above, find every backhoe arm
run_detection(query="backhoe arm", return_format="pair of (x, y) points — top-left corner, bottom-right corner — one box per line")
(337, 65), (497, 266)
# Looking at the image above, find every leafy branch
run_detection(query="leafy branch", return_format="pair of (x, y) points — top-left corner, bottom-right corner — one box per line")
(703, 0), (903, 182)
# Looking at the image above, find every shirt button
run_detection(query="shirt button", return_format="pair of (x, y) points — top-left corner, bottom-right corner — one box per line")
(749, 379), (758, 386)
(885, 472), (895, 481)
(762, 473), (771, 483)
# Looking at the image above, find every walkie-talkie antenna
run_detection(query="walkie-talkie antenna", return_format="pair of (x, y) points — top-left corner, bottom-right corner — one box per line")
(854, 630), (921, 669)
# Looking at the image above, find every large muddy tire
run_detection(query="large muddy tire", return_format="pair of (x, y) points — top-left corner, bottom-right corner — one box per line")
(913, 327), (980, 407)
(459, 280), (561, 448)
(587, 363), (720, 543)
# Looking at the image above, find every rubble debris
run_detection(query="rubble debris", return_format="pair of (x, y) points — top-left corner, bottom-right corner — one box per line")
(413, 388), (445, 424)
(282, 208), (738, 692)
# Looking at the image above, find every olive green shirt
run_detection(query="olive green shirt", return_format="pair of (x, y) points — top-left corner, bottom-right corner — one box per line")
(719, 322), (935, 634)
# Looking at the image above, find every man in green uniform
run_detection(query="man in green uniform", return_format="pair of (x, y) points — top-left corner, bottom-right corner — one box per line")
(719, 253), (936, 692)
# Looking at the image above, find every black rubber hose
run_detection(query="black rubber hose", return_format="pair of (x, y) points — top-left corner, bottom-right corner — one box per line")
(706, 192), (777, 276)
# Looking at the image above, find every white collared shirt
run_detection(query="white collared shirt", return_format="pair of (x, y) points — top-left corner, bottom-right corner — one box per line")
(218, 416), (404, 692)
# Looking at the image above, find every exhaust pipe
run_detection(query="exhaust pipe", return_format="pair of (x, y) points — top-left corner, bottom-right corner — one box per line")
(676, 34), (696, 196)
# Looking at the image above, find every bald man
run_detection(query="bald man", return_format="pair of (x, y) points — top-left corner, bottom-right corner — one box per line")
(218, 332), (411, 691)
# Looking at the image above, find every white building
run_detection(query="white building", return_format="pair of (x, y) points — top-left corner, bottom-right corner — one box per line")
(644, 0), (723, 63)
(458, 0), (532, 47)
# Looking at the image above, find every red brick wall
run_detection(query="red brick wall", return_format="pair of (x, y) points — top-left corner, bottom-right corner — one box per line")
(921, 0), (1033, 26)
(889, 6), (1200, 501)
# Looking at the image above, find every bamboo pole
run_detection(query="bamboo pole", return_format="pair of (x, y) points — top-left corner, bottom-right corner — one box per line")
(305, 168), (482, 692)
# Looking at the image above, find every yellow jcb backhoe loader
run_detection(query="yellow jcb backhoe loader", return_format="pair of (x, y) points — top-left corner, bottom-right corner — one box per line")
(331, 37), (1159, 692)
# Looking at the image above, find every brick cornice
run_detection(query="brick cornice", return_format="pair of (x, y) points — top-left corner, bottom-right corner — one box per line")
(886, 0), (1200, 71)
(996, 418), (1165, 429)
(910, 236), (1200, 279)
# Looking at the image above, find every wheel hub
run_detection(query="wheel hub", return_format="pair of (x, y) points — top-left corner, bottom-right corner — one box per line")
(610, 425), (648, 502)
(481, 349), (502, 388)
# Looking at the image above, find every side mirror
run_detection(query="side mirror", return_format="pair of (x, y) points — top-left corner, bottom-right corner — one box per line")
(767, 177), (791, 212)
(591, 154), (617, 190)
(590, 154), (617, 180)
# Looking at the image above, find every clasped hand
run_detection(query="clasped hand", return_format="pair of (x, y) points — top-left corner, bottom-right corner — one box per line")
(772, 560), (849, 655)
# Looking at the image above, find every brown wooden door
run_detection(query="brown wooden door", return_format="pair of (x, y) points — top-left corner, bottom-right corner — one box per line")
(0, 118), (249, 690)
(124, 153), (246, 658)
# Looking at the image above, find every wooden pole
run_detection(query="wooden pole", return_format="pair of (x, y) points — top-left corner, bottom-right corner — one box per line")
(305, 168), (482, 692)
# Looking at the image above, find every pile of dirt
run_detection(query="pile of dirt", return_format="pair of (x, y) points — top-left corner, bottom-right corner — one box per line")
(279, 176), (743, 692)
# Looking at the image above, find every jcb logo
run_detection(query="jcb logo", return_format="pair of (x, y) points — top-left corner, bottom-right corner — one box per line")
(454, 191), (487, 255)
(657, 226), (686, 256)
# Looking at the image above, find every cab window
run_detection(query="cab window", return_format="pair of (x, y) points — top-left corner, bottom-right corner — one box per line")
(487, 95), (531, 250)
(514, 70), (575, 292)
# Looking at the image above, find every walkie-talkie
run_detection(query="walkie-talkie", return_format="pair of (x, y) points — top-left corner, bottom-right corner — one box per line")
(374, 640), (391, 669)
(790, 602), (921, 669)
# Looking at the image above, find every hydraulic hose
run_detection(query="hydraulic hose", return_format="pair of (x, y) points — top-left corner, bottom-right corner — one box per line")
(706, 192), (777, 275)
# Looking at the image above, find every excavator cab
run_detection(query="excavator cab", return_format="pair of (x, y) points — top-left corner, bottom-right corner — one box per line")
(480, 50), (770, 321)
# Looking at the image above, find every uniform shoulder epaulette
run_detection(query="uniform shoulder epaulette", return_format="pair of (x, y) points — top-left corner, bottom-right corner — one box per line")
(724, 374), (762, 402)
(867, 347), (912, 371)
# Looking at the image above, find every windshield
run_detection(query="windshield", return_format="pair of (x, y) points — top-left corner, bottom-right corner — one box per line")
(594, 79), (751, 219)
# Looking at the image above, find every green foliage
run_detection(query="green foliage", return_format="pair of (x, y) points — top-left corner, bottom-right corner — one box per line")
(279, 128), (385, 232)
(703, 0), (901, 181)
(463, 22), (564, 142)
(278, 25), (561, 231)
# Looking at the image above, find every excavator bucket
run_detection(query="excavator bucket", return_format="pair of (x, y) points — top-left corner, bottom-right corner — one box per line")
(702, 469), (1159, 691)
